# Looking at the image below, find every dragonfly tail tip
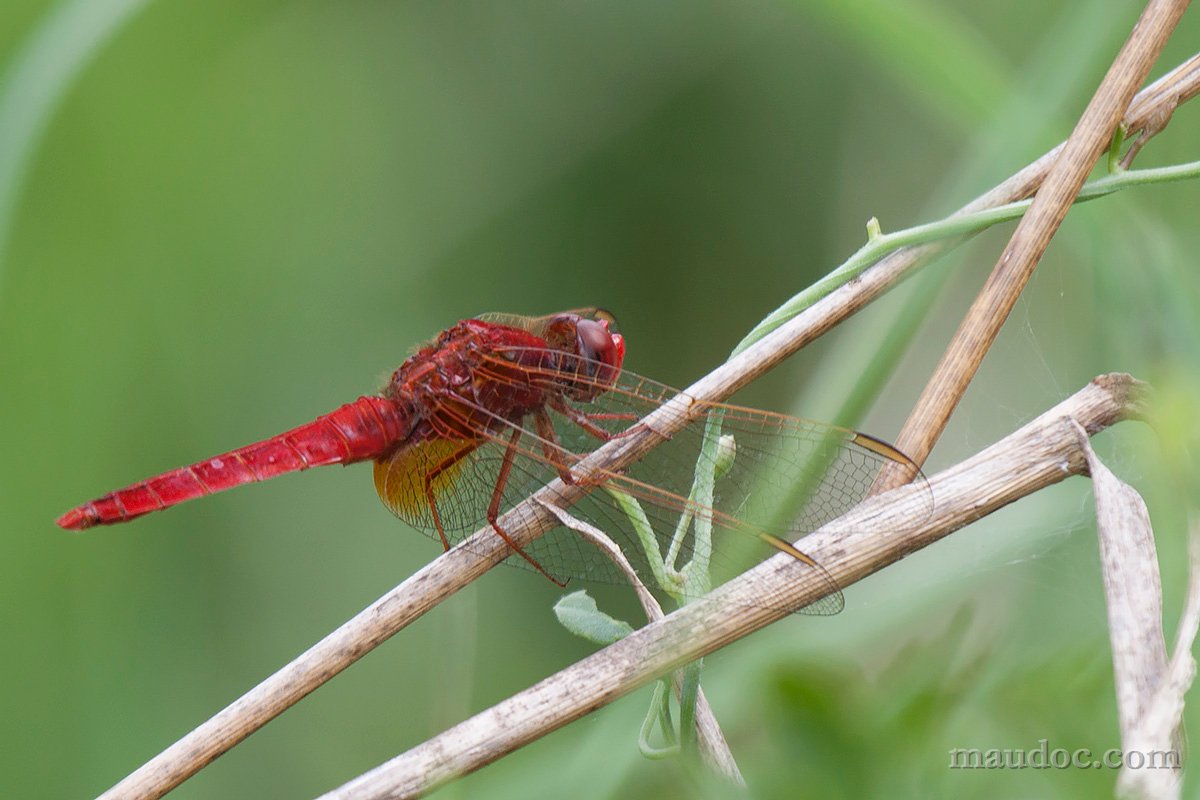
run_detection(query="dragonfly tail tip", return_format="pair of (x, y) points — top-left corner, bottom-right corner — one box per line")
(55, 506), (97, 531)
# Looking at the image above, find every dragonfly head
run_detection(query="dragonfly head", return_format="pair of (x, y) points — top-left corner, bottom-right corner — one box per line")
(542, 309), (625, 401)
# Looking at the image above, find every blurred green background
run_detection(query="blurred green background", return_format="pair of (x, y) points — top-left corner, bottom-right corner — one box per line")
(2, 1), (1198, 798)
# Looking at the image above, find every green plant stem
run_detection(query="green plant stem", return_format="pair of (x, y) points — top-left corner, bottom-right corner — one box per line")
(732, 158), (1200, 357)
(637, 680), (679, 759)
(678, 661), (703, 755)
(671, 155), (1199, 761)
(615, 155), (1199, 768)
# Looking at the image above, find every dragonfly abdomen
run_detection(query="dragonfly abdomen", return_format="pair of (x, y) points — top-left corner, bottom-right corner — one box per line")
(56, 396), (409, 530)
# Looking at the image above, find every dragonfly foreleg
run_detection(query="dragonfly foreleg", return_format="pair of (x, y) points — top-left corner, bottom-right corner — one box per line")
(549, 395), (619, 441)
(551, 395), (672, 444)
(534, 408), (613, 491)
(534, 409), (578, 485)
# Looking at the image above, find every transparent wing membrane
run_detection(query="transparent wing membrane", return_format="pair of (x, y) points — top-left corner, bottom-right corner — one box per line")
(374, 347), (932, 615)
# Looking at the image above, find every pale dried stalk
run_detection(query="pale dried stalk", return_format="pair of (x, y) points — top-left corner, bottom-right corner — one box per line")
(539, 501), (662, 623)
(317, 375), (1146, 799)
(538, 502), (743, 784)
(97, 50), (1200, 800)
(876, 0), (1189, 490)
(1081, 428), (1171, 737)
(1078, 428), (1199, 800)
(1117, 519), (1200, 800)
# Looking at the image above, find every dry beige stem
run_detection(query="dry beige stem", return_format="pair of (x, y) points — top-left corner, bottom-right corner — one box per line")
(1076, 428), (1198, 800)
(316, 375), (1145, 800)
(1081, 427), (1170, 735)
(1116, 520), (1200, 800)
(877, 0), (1189, 491)
(538, 501), (743, 785)
(539, 501), (662, 623)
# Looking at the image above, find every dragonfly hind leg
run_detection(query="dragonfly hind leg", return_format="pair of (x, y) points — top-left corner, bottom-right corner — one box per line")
(424, 443), (478, 551)
(488, 427), (567, 588)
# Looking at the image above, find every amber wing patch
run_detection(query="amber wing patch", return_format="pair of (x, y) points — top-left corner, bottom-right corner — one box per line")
(374, 438), (481, 531)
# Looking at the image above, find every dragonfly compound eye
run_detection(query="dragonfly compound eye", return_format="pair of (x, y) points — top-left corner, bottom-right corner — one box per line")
(575, 318), (624, 376)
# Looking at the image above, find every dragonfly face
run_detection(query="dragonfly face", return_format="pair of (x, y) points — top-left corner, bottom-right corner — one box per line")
(535, 310), (625, 402)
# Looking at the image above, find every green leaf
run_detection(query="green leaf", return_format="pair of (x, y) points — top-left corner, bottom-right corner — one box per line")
(553, 590), (635, 646)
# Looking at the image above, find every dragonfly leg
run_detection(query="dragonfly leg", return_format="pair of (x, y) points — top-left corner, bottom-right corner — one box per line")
(534, 408), (616, 491)
(551, 395), (672, 443)
(534, 409), (577, 485)
(424, 444), (477, 551)
(489, 427), (567, 588)
(550, 396), (621, 441)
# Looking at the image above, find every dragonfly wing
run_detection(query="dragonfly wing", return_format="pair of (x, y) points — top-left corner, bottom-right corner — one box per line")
(529, 399), (856, 613)
(524, 367), (933, 614)
(374, 437), (492, 537)
(372, 428), (638, 586)
(536, 365), (933, 540)
(379, 350), (931, 615)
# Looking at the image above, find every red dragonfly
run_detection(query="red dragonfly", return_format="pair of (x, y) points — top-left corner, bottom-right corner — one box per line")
(57, 309), (927, 613)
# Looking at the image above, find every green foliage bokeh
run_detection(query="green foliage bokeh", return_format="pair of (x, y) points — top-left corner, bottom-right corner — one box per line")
(2, 2), (1197, 798)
